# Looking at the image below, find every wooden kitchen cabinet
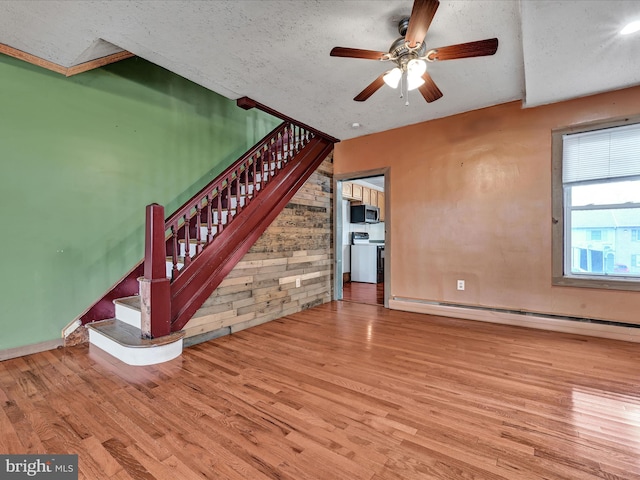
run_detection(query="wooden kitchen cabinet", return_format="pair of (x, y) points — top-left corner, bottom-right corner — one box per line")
(361, 187), (370, 205)
(342, 181), (362, 201)
(342, 182), (353, 198)
(343, 182), (384, 221)
(351, 183), (363, 201)
(369, 189), (378, 207)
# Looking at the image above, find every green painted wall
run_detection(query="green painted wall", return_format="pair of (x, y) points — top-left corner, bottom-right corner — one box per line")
(0, 55), (280, 351)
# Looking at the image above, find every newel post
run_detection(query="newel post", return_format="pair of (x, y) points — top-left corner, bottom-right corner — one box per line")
(139, 204), (171, 338)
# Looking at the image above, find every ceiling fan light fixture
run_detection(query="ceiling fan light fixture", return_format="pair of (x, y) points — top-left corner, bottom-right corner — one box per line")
(621, 20), (640, 35)
(330, 0), (498, 105)
(407, 58), (427, 77)
(407, 74), (425, 91)
(383, 68), (402, 88)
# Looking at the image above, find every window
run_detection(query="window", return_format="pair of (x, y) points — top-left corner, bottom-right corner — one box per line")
(588, 229), (604, 241)
(552, 118), (640, 290)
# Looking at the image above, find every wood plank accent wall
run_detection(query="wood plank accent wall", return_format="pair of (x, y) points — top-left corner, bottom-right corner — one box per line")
(183, 154), (334, 342)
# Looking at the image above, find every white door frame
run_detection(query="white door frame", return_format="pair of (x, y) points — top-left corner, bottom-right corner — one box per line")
(333, 167), (390, 308)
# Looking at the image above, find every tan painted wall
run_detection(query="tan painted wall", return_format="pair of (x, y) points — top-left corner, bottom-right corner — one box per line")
(334, 87), (640, 325)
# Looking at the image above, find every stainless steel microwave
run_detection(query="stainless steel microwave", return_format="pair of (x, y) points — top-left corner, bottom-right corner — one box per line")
(350, 204), (380, 223)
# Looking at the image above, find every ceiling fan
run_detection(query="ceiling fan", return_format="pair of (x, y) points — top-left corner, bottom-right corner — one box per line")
(330, 0), (498, 104)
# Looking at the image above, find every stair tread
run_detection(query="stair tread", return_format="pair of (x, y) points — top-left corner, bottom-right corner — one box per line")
(178, 238), (208, 244)
(88, 319), (184, 347)
(113, 296), (141, 310)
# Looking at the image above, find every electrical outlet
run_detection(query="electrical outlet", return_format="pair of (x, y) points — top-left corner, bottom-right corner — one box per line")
(295, 277), (301, 288)
(457, 280), (465, 291)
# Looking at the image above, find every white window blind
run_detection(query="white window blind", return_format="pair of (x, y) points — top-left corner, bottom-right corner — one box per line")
(563, 123), (640, 183)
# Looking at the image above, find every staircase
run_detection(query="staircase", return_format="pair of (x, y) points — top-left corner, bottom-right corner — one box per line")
(85, 113), (336, 365)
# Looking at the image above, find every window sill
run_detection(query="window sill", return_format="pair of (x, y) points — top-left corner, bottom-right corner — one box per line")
(553, 275), (640, 291)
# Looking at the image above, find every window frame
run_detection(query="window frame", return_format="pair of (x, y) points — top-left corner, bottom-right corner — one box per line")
(551, 115), (640, 291)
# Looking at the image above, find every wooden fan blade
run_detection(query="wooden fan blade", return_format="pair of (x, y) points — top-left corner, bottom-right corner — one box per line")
(405, 0), (440, 48)
(418, 72), (443, 103)
(354, 74), (386, 102)
(429, 38), (499, 61)
(330, 47), (388, 60)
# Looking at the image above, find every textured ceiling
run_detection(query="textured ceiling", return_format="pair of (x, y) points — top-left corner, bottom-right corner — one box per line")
(1, 1), (640, 140)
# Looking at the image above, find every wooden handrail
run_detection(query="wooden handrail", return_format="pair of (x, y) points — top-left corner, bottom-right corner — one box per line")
(237, 97), (340, 144)
(164, 122), (287, 226)
(159, 121), (313, 283)
(168, 136), (334, 331)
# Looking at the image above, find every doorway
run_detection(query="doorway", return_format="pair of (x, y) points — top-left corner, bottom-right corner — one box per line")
(334, 169), (389, 307)
(342, 281), (385, 305)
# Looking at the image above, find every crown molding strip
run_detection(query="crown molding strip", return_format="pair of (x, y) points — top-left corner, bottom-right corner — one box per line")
(0, 43), (67, 74)
(0, 43), (134, 77)
(65, 50), (135, 76)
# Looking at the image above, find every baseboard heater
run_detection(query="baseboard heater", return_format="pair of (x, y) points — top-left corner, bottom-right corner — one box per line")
(389, 297), (640, 343)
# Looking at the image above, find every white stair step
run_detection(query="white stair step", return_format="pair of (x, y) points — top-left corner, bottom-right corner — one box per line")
(211, 210), (236, 225)
(88, 319), (184, 366)
(199, 225), (219, 240)
(114, 296), (142, 328)
(222, 197), (240, 209)
(178, 239), (207, 257)
(237, 184), (255, 196)
(166, 258), (185, 278)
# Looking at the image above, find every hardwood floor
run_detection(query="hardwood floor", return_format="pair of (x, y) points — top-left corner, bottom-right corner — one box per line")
(2, 302), (640, 479)
(342, 281), (384, 305)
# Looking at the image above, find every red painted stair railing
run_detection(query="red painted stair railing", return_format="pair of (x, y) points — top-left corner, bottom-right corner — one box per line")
(80, 100), (337, 340)
(141, 123), (334, 337)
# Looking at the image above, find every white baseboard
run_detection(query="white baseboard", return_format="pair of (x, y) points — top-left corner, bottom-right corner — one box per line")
(389, 298), (639, 343)
(62, 319), (81, 338)
(0, 338), (64, 362)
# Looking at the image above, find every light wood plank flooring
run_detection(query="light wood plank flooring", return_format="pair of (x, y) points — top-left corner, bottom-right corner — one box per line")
(342, 281), (384, 306)
(2, 302), (640, 479)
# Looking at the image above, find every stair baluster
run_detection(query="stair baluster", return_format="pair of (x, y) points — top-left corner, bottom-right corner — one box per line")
(170, 225), (179, 280)
(216, 188), (223, 234)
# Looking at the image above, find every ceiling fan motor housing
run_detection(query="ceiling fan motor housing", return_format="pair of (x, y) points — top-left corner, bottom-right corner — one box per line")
(389, 35), (427, 70)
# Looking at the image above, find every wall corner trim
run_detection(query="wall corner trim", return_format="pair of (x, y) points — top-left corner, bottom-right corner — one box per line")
(62, 319), (82, 338)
